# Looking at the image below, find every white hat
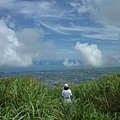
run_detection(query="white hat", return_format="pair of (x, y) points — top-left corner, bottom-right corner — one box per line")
(64, 84), (68, 87)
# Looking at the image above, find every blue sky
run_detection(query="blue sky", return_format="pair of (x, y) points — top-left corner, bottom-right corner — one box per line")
(0, 0), (120, 69)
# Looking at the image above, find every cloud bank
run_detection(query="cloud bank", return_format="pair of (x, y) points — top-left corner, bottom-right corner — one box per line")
(0, 19), (56, 67)
(74, 42), (103, 67)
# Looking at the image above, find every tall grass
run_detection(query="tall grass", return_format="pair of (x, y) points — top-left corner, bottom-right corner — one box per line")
(0, 74), (120, 120)
(72, 74), (120, 119)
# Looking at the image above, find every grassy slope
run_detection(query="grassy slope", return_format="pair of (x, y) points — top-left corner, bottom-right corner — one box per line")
(0, 74), (120, 120)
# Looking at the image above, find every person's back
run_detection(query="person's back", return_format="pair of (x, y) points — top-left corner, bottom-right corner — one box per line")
(62, 84), (72, 103)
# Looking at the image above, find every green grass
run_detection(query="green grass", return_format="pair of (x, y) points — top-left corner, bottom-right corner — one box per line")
(0, 74), (120, 120)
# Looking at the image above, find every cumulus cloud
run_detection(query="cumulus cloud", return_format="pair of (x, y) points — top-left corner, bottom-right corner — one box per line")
(16, 28), (57, 61)
(0, 19), (57, 67)
(63, 58), (80, 67)
(74, 42), (103, 67)
(0, 19), (31, 67)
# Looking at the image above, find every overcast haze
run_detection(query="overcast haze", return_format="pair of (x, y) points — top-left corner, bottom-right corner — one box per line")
(0, 0), (120, 70)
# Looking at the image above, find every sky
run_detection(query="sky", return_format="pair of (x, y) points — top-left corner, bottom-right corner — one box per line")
(0, 0), (120, 70)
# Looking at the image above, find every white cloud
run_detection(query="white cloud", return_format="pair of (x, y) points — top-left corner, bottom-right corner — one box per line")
(39, 22), (68, 35)
(68, 0), (120, 41)
(0, 0), (74, 20)
(0, 0), (15, 9)
(0, 0), (62, 19)
(0, 19), (57, 67)
(1, 0), (120, 41)
(16, 28), (57, 61)
(71, 0), (120, 26)
(63, 58), (80, 67)
(3, 15), (16, 29)
(118, 34), (120, 40)
(14, 0), (68, 19)
(113, 54), (120, 63)
(41, 23), (120, 40)
(68, 1), (88, 14)
(74, 42), (103, 67)
(89, 0), (120, 26)
(0, 19), (32, 67)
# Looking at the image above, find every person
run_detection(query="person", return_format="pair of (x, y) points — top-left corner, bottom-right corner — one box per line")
(62, 84), (72, 103)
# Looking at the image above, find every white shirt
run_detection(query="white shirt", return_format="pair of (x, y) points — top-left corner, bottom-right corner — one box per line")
(62, 89), (72, 103)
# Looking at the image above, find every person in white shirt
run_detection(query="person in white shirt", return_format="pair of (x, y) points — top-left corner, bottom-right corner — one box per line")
(62, 84), (72, 103)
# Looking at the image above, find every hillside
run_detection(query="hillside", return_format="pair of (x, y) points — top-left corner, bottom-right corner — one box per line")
(0, 74), (120, 120)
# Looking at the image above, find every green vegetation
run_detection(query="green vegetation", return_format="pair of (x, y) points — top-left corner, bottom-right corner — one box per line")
(0, 74), (120, 120)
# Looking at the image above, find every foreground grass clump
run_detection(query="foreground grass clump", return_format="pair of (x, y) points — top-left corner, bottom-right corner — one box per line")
(72, 74), (120, 120)
(0, 74), (120, 120)
(0, 77), (64, 120)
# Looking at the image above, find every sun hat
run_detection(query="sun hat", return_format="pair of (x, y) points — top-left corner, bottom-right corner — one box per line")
(64, 84), (68, 87)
